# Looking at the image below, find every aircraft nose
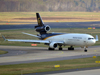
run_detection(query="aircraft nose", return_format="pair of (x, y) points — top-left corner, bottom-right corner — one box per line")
(92, 40), (96, 44)
(88, 40), (96, 45)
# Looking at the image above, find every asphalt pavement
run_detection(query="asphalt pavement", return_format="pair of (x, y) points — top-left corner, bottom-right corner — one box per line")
(0, 21), (100, 30)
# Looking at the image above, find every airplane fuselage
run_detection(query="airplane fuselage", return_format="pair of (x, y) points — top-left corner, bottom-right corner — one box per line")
(44, 33), (96, 46)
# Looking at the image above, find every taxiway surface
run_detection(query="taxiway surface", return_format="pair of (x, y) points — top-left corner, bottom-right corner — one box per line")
(47, 69), (100, 75)
(0, 45), (100, 65)
(0, 21), (100, 30)
(29, 68), (100, 75)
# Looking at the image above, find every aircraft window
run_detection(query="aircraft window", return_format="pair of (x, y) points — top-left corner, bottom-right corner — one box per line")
(88, 38), (94, 40)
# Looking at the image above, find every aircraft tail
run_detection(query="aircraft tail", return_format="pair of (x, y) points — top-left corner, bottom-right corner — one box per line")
(35, 13), (51, 34)
(36, 13), (44, 26)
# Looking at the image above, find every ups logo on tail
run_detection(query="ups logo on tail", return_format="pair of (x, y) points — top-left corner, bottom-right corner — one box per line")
(38, 18), (41, 25)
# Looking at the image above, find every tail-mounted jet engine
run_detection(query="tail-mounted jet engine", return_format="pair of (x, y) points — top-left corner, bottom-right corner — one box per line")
(35, 25), (51, 33)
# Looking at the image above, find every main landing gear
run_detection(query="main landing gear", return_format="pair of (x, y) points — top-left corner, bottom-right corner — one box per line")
(48, 47), (55, 50)
(68, 46), (74, 50)
(59, 47), (62, 50)
(59, 46), (63, 50)
(48, 45), (63, 51)
(48, 47), (63, 50)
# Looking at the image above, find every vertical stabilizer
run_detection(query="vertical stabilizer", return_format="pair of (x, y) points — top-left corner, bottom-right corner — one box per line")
(36, 13), (44, 26)
(35, 13), (51, 34)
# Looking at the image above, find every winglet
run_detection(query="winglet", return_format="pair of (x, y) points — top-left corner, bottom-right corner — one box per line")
(96, 35), (99, 41)
(2, 35), (7, 41)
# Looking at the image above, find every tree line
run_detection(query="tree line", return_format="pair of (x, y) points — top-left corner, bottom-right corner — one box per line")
(0, 0), (100, 12)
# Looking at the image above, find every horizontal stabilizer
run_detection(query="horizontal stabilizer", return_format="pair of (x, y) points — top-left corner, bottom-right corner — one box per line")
(22, 32), (40, 38)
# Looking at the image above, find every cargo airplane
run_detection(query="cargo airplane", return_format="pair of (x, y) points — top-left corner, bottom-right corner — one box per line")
(2, 13), (99, 52)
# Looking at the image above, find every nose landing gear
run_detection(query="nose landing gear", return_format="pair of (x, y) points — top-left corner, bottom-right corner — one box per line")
(84, 46), (88, 52)
(84, 49), (87, 52)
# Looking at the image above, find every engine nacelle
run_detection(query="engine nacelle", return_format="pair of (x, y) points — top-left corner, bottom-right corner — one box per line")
(49, 42), (58, 48)
(35, 25), (51, 32)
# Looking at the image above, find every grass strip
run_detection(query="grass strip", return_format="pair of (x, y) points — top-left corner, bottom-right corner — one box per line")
(0, 12), (100, 23)
(0, 50), (8, 55)
(0, 56), (100, 75)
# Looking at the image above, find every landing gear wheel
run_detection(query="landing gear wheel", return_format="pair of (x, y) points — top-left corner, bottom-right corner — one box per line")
(48, 48), (55, 50)
(68, 47), (70, 50)
(59, 45), (63, 50)
(59, 47), (62, 50)
(84, 49), (87, 52)
(84, 46), (88, 52)
(68, 46), (74, 50)
(72, 48), (74, 50)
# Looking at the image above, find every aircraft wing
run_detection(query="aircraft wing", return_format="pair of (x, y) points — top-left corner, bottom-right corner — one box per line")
(7, 39), (49, 43)
(2, 35), (64, 44)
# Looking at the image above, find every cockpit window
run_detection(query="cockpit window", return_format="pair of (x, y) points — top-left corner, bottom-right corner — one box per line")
(88, 38), (94, 40)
